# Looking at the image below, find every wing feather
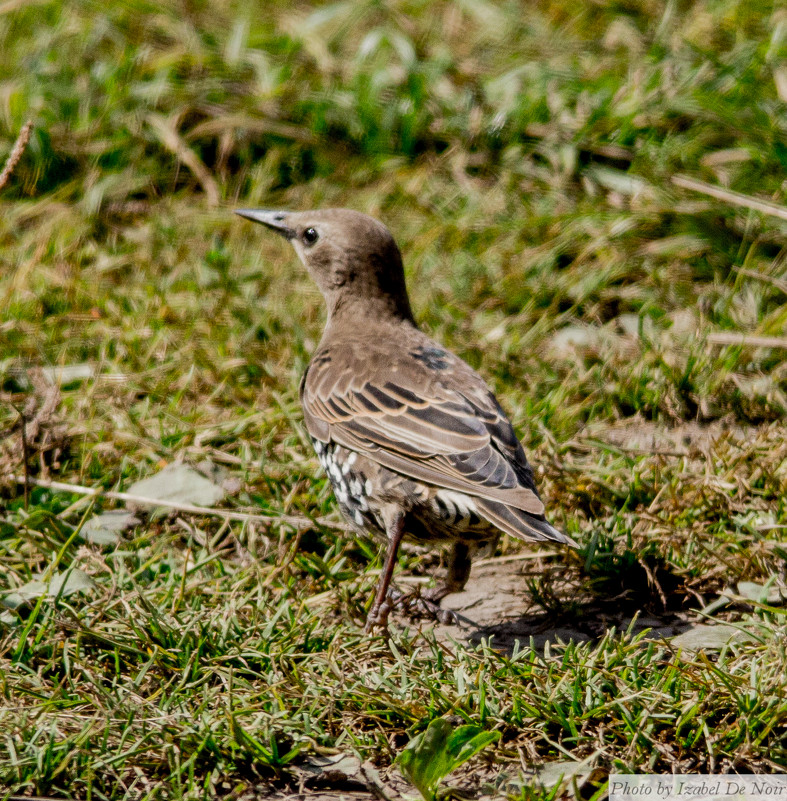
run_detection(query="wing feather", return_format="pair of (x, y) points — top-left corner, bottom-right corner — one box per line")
(474, 498), (576, 546)
(301, 341), (546, 516)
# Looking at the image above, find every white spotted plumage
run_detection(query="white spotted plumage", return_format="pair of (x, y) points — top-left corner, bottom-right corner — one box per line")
(433, 489), (479, 526)
(311, 438), (373, 530)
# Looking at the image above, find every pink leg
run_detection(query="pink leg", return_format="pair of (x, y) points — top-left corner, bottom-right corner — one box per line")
(364, 513), (405, 633)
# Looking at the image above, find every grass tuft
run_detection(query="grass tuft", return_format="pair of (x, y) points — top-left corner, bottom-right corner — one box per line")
(2, 0), (787, 796)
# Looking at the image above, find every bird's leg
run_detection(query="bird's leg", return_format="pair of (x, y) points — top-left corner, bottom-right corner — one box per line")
(422, 541), (472, 603)
(391, 542), (471, 625)
(364, 512), (406, 633)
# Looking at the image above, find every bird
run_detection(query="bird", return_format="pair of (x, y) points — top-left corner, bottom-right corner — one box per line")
(236, 207), (576, 631)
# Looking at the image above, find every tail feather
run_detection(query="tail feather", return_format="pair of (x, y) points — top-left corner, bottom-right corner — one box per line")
(475, 497), (577, 548)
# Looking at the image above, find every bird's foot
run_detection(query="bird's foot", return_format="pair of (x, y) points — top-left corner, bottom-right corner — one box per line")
(388, 586), (459, 625)
(363, 583), (463, 631)
(363, 598), (392, 634)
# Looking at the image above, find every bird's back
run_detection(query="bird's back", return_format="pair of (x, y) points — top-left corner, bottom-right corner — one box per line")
(300, 322), (573, 547)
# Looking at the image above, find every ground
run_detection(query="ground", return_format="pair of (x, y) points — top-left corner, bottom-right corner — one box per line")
(1, 0), (787, 798)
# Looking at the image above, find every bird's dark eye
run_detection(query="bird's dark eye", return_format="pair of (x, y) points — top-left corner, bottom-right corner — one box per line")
(302, 227), (319, 245)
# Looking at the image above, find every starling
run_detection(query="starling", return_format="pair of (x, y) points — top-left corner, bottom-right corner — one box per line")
(236, 208), (575, 631)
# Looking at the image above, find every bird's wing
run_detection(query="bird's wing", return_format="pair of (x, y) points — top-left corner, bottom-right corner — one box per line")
(300, 344), (545, 515)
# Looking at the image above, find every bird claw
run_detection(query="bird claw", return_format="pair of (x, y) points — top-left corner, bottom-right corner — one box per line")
(363, 599), (392, 634)
(387, 587), (459, 625)
(363, 587), (459, 631)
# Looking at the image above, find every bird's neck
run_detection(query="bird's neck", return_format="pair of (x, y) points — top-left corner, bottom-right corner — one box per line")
(325, 291), (416, 331)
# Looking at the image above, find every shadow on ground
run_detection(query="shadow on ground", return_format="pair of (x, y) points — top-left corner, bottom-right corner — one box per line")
(395, 557), (695, 654)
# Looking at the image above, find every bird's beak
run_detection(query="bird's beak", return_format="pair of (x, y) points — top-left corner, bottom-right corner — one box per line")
(235, 209), (296, 240)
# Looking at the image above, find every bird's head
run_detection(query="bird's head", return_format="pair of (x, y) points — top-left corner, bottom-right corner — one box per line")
(235, 208), (414, 324)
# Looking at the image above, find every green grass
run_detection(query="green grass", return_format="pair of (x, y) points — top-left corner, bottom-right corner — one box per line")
(2, 0), (787, 797)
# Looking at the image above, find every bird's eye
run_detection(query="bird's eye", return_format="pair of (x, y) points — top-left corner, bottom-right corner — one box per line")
(302, 227), (319, 246)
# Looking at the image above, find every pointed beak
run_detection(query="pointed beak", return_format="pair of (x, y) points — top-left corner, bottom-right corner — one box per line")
(235, 209), (296, 240)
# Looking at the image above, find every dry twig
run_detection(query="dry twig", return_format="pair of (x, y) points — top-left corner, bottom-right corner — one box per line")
(0, 119), (32, 192)
(672, 174), (787, 223)
(707, 332), (787, 349)
(1, 370), (67, 495)
(12, 474), (351, 531)
(733, 267), (787, 296)
(148, 113), (220, 207)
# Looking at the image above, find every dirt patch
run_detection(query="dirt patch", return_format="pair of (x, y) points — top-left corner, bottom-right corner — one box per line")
(393, 555), (692, 654)
(578, 414), (748, 456)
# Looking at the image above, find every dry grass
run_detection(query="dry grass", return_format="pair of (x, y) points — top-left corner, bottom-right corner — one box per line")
(1, 0), (787, 798)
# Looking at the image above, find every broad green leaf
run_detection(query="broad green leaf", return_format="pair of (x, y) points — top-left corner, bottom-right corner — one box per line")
(445, 726), (501, 770)
(396, 718), (500, 801)
(397, 718), (453, 800)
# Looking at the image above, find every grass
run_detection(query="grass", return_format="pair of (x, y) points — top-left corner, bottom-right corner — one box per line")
(1, 0), (787, 797)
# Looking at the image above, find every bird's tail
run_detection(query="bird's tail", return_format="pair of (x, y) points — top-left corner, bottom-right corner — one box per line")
(475, 498), (578, 548)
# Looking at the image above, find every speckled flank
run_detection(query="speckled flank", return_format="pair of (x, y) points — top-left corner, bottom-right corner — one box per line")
(431, 489), (483, 528)
(312, 438), (379, 531)
(313, 437), (495, 541)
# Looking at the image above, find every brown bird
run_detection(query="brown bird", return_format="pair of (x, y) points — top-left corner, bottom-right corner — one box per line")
(236, 208), (575, 631)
